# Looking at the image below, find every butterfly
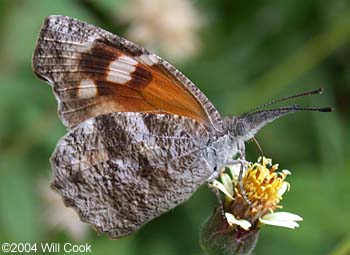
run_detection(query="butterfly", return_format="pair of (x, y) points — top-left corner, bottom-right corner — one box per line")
(32, 15), (331, 238)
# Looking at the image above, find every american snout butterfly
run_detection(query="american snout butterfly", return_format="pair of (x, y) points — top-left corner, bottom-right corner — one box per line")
(32, 15), (331, 238)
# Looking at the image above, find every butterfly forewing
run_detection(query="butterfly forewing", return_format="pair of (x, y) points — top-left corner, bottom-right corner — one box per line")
(33, 15), (222, 131)
(51, 112), (213, 238)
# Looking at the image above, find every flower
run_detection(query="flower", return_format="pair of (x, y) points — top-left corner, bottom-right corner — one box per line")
(116, 0), (204, 62)
(211, 157), (302, 231)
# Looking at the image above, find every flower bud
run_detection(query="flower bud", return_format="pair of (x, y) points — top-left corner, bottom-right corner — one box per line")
(200, 207), (260, 255)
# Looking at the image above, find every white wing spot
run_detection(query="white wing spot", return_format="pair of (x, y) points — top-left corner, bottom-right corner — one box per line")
(107, 55), (137, 84)
(135, 54), (159, 66)
(78, 79), (98, 99)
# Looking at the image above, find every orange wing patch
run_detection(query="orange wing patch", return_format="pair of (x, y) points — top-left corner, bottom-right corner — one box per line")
(74, 40), (210, 128)
(142, 64), (210, 125)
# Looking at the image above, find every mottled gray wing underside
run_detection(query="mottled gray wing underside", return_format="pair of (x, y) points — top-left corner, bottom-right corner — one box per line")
(51, 112), (213, 238)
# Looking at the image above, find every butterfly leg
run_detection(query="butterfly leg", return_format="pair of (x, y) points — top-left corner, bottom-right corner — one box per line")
(237, 158), (252, 207)
(224, 157), (252, 207)
(207, 164), (228, 217)
(236, 142), (252, 207)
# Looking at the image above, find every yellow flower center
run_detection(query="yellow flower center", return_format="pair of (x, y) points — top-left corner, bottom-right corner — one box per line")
(225, 157), (290, 222)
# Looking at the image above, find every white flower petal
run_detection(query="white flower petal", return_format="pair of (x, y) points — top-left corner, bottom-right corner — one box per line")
(220, 173), (233, 197)
(259, 212), (303, 229)
(278, 182), (290, 197)
(260, 157), (272, 166)
(228, 164), (247, 184)
(211, 180), (234, 200)
(225, 213), (251, 230)
(228, 164), (241, 178)
(259, 218), (300, 229)
(282, 169), (291, 175)
(263, 212), (303, 222)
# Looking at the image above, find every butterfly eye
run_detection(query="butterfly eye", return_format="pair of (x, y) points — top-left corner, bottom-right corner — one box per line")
(234, 120), (248, 137)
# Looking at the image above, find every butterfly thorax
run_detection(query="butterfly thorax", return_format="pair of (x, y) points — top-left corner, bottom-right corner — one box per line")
(204, 116), (244, 173)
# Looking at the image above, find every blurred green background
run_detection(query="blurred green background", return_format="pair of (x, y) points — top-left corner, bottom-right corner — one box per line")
(0, 0), (349, 254)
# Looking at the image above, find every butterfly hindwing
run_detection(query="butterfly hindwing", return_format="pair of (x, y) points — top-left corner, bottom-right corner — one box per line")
(51, 112), (213, 238)
(33, 15), (222, 131)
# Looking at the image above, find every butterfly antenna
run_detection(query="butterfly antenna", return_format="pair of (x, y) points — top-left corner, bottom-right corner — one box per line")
(247, 88), (324, 113)
(269, 105), (333, 113)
